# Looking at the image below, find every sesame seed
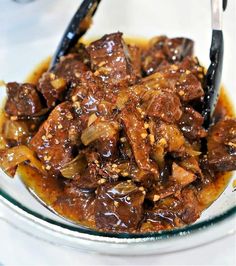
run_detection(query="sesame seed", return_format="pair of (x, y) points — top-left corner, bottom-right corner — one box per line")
(186, 70), (191, 74)
(178, 90), (185, 96)
(159, 138), (167, 146)
(45, 165), (51, 170)
(94, 70), (100, 76)
(149, 134), (155, 145)
(126, 196), (131, 201)
(58, 123), (63, 129)
(72, 101), (81, 110)
(144, 123), (149, 129)
(122, 172), (129, 177)
(141, 133), (148, 139)
(42, 135), (47, 141)
(136, 107), (142, 113)
(55, 139), (59, 144)
(171, 65), (178, 71)
(98, 178), (106, 184)
(74, 72), (81, 78)
(120, 137), (126, 143)
(114, 201), (119, 207)
(10, 116), (18, 121)
(153, 195), (160, 202)
(139, 187), (145, 191)
(71, 95), (78, 102)
(66, 112), (73, 120)
(112, 164), (117, 168)
(49, 73), (55, 79)
(98, 61), (106, 67)
(47, 133), (53, 139)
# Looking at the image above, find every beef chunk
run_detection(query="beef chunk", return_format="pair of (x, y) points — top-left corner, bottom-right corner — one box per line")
(163, 37), (193, 63)
(128, 45), (142, 77)
(207, 118), (236, 171)
(170, 162), (196, 186)
(178, 56), (205, 83)
(53, 54), (89, 85)
(178, 106), (207, 140)
(154, 121), (185, 153)
(140, 64), (204, 102)
(95, 181), (145, 231)
(87, 32), (135, 87)
(5, 82), (43, 116)
(141, 36), (193, 75)
(179, 187), (201, 224)
(120, 105), (155, 172)
(37, 72), (67, 108)
(30, 102), (81, 172)
(145, 187), (200, 227)
(144, 90), (182, 123)
(55, 189), (95, 222)
(68, 70), (104, 103)
(160, 66), (204, 102)
(38, 54), (88, 108)
(141, 36), (167, 76)
(68, 43), (90, 66)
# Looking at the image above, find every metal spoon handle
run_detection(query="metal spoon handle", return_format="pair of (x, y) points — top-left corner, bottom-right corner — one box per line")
(202, 0), (227, 128)
(50, 0), (101, 69)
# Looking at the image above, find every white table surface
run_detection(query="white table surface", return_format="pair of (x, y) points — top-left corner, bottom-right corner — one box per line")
(0, 0), (236, 265)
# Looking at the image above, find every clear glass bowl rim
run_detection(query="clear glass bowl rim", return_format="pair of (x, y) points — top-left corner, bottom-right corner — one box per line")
(0, 186), (235, 240)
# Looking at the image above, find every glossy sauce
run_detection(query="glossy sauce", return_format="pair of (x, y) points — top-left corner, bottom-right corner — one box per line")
(8, 38), (236, 228)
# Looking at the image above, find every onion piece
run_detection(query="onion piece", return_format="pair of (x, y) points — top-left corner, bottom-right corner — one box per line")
(60, 154), (87, 178)
(115, 90), (129, 109)
(0, 109), (7, 149)
(81, 121), (119, 146)
(2, 120), (29, 142)
(0, 145), (46, 176)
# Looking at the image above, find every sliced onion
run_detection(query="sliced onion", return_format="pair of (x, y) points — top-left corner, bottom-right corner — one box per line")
(116, 90), (129, 109)
(0, 145), (46, 176)
(81, 121), (119, 146)
(3, 120), (29, 142)
(0, 110), (8, 149)
(60, 154), (87, 178)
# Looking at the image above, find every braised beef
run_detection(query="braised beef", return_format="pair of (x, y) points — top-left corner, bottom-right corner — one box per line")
(30, 102), (81, 172)
(87, 32), (136, 87)
(5, 82), (43, 117)
(141, 36), (193, 75)
(1, 34), (235, 234)
(141, 36), (168, 75)
(38, 54), (88, 107)
(128, 44), (142, 77)
(163, 37), (193, 63)
(145, 187), (200, 227)
(178, 106), (207, 140)
(207, 118), (236, 171)
(145, 90), (182, 123)
(95, 181), (145, 231)
(120, 105), (155, 173)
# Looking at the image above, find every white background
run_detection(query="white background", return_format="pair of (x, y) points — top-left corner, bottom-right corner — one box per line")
(0, 0), (236, 265)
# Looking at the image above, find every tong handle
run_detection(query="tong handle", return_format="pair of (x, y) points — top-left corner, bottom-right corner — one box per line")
(50, 0), (101, 69)
(202, 0), (227, 128)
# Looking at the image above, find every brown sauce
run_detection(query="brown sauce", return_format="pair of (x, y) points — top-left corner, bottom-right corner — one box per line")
(2, 38), (236, 231)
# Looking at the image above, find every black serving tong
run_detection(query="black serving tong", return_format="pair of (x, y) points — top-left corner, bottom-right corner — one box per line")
(202, 0), (227, 129)
(50, 0), (101, 69)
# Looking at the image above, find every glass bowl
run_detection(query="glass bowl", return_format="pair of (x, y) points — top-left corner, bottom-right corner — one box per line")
(0, 0), (235, 255)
